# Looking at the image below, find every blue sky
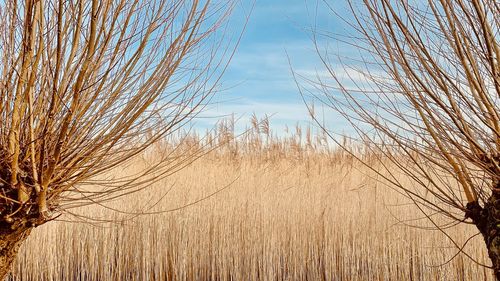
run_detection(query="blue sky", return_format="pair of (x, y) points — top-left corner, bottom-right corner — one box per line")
(196, 0), (355, 136)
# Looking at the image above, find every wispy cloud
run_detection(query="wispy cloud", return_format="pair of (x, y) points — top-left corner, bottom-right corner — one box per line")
(191, 0), (359, 135)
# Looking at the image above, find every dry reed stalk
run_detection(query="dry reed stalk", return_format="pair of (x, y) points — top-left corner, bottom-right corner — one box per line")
(5, 147), (493, 281)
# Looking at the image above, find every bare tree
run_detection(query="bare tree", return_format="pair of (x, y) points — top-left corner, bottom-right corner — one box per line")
(298, 0), (499, 278)
(0, 0), (237, 277)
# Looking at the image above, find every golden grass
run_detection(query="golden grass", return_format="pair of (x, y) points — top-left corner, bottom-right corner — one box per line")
(5, 152), (491, 280)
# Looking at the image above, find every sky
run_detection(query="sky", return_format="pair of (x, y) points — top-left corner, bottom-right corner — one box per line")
(195, 0), (355, 136)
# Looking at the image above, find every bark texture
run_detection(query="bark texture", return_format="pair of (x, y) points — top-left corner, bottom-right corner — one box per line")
(0, 224), (31, 280)
(467, 190), (500, 280)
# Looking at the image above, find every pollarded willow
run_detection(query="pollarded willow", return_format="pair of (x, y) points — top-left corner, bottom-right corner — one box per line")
(0, 0), (238, 277)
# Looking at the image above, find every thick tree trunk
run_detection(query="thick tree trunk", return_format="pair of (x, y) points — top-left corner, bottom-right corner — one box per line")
(0, 224), (31, 280)
(467, 191), (500, 280)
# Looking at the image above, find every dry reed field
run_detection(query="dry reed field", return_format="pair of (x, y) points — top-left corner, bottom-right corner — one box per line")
(3, 126), (493, 281)
(0, 0), (496, 279)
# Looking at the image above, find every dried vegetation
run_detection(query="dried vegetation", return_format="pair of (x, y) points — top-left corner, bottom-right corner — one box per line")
(7, 119), (494, 280)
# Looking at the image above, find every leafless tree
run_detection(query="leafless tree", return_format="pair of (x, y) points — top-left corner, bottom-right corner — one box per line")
(0, 0), (237, 277)
(298, 0), (499, 278)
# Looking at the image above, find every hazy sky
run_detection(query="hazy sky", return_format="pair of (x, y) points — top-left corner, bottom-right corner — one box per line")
(196, 0), (354, 135)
